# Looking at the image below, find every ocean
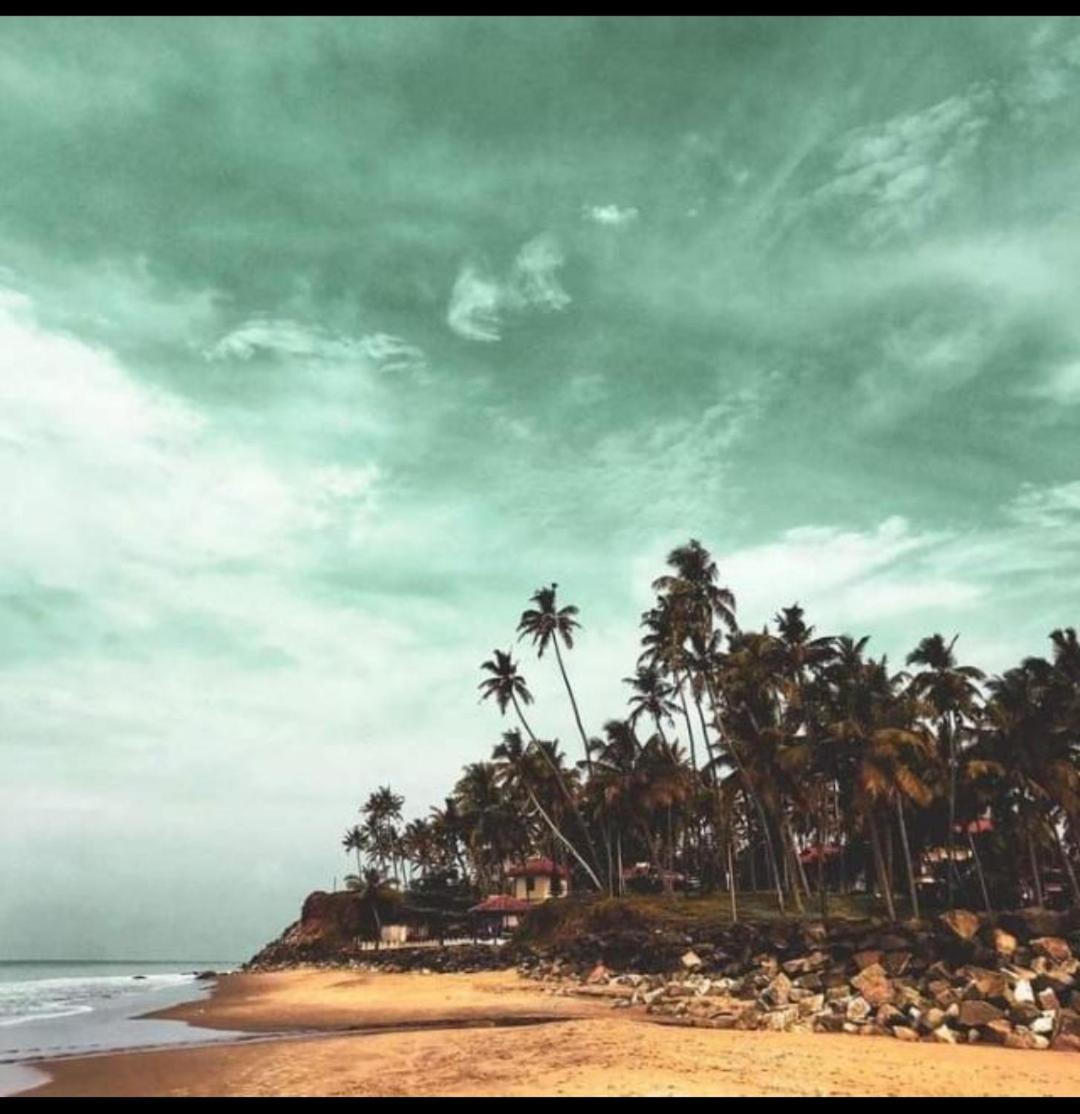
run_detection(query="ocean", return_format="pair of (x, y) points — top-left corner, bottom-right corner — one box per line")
(0, 960), (241, 1095)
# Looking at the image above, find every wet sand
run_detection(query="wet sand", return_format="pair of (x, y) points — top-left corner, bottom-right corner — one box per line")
(19, 969), (1080, 1097)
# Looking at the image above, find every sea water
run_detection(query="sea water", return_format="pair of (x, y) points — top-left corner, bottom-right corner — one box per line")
(0, 960), (241, 1095)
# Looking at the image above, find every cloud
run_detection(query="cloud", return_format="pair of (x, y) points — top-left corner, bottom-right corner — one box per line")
(1028, 359), (1080, 404)
(506, 234), (571, 313)
(206, 317), (424, 371)
(446, 235), (570, 342)
(1006, 480), (1080, 528)
(446, 262), (503, 342)
(809, 86), (996, 243)
(584, 203), (640, 227)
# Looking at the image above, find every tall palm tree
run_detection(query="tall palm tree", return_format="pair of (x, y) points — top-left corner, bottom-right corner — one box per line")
(624, 664), (678, 739)
(479, 649), (602, 887)
(906, 634), (985, 907)
(491, 729), (602, 889)
(342, 824), (367, 878)
(517, 584), (593, 773)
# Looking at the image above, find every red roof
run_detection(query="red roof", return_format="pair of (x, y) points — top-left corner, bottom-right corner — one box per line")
(506, 857), (569, 880)
(962, 818), (993, 834)
(470, 895), (532, 914)
(799, 844), (842, 864)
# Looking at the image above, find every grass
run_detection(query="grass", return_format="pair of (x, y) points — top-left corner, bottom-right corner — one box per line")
(515, 890), (902, 946)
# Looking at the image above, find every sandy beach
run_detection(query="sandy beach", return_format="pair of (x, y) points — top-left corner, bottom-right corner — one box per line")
(17, 968), (1080, 1097)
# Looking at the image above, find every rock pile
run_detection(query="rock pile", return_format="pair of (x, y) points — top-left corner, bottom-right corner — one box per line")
(516, 909), (1080, 1053)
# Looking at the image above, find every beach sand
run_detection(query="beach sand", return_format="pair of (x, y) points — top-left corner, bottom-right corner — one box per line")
(19, 968), (1080, 1097)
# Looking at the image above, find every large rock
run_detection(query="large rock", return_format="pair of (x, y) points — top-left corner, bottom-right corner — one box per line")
(853, 949), (884, 971)
(1005, 1028), (1049, 1051)
(1031, 937), (1073, 965)
(961, 966), (1008, 1000)
(991, 928), (1019, 958)
(851, 963), (893, 1008)
(940, 910), (981, 942)
(761, 971), (792, 1007)
(958, 1000), (1005, 1028)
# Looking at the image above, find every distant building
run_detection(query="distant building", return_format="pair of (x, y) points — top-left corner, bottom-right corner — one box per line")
(469, 857), (571, 934)
(507, 857), (570, 903)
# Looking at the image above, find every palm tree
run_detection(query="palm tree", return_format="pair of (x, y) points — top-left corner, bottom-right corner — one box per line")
(906, 634), (985, 907)
(517, 584), (593, 773)
(479, 648), (602, 887)
(342, 824), (367, 878)
(624, 664), (678, 739)
(491, 729), (602, 889)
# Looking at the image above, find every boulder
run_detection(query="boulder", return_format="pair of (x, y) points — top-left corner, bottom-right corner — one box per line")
(681, 950), (703, 971)
(762, 1006), (800, 1031)
(991, 928), (1019, 958)
(853, 949), (884, 971)
(1031, 937), (1072, 965)
(933, 1025), (959, 1044)
(893, 1025), (920, 1041)
(961, 966), (1007, 1000)
(919, 1007), (947, 1031)
(884, 951), (913, 977)
(940, 909), (981, 942)
(983, 1018), (1013, 1044)
(1037, 988), (1061, 1012)
(846, 996), (873, 1023)
(851, 963), (893, 1008)
(761, 972), (792, 1007)
(958, 1000), (1005, 1028)
(585, 963), (609, 985)
(1005, 1028), (1049, 1051)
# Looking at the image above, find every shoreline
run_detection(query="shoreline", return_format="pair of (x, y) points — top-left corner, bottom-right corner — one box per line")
(14, 967), (1080, 1097)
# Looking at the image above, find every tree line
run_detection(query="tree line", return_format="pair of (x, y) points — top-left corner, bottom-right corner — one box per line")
(341, 539), (1080, 921)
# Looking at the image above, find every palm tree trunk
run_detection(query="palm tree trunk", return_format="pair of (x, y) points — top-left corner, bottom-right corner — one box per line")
(786, 815), (811, 896)
(510, 690), (603, 885)
(867, 811), (897, 921)
(524, 787), (603, 889)
(552, 638), (593, 774)
(967, 830), (993, 916)
(676, 675), (698, 772)
(1023, 797), (1045, 907)
(895, 793), (920, 921)
(1051, 816), (1080, 907)
(817, 790), (828, 921)
(727, 829), (738, 922)
(703, 680), (785, 912)
(946, 717), (958, 908)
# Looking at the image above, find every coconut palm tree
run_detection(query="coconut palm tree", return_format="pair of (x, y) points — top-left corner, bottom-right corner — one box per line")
(624, 664), (678, 738)
(906, 634), (985, 907)
(479, 649), (602, 887)
(517, 584), (593, 773)
(342, 824), (367, 878)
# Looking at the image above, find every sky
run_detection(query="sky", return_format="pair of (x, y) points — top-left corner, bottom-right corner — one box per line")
(2, 16), (1080, 960)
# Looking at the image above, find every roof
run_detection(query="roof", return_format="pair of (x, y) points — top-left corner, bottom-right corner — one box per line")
(469, 895), (532, 915)
(799, 843), (842, 864)
(506, 857), (569, 880)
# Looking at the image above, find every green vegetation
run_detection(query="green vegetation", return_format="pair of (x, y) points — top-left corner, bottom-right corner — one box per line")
(341, 539), (1080, 922)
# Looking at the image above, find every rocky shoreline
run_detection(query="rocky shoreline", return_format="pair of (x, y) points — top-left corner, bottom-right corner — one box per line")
(246, 900), (1080, 1053)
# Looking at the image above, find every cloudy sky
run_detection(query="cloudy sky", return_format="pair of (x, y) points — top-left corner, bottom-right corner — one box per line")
(3, 17), (1080, 959)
